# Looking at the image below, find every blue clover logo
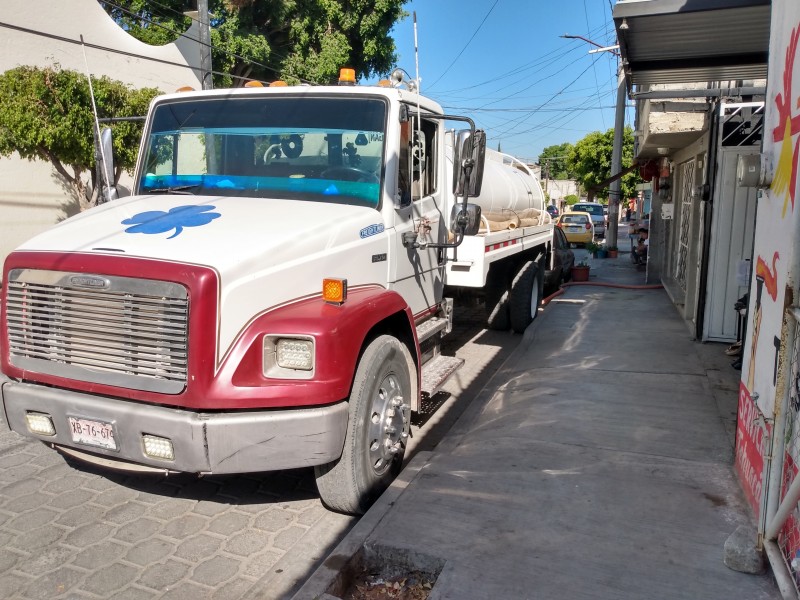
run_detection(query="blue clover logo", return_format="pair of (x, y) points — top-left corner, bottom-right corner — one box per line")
(121, 205), (221, 239)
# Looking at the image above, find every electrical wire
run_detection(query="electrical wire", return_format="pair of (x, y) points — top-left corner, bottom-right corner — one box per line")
(100, 0), (315, 84)
(490, 54), (602, 139)
(0, 20), (204, 74)
(434, 19), (611, 98)
(584, 0), (606, 130)
(426, 0), (501, 91)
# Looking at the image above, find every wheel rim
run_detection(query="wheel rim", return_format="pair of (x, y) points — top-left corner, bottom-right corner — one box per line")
(366, 372), (407, 475)
(530, 274), (541, 320)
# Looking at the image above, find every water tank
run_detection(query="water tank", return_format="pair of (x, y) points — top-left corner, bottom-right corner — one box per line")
(446, 145), (544, 216)
(471, 149), (544, 215)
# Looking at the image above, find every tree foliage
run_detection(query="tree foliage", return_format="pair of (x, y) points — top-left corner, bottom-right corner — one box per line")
(99, 0), (408, 87)
(563, 194), (579, 206)
(566, 126), (639, 202)
(0, 66), (159, 210)
(539, 142), (573, 180)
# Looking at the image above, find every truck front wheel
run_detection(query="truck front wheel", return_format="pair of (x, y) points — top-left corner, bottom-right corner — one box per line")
(315, 335), (413, 514)
(509, 260), (543, 333)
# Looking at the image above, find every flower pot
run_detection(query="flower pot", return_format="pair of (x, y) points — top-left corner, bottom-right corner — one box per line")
(571, 265), (590, 282)
(597, 249), (608, 259)
(608, 249), (618, 258)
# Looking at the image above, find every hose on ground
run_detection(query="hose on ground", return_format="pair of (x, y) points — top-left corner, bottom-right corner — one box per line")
(542, 280), (664, 307)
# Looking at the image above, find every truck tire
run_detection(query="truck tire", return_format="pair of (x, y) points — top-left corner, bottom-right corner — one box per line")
(509, 260), (542, 333)
(314, 335), (413, 514)
(485, 263), (511, 330)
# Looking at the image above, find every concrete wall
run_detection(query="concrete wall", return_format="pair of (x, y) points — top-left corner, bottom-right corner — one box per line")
(735, 0), (800, 519)
(545, 179), (578, 202)
(0, 0), (202, 267)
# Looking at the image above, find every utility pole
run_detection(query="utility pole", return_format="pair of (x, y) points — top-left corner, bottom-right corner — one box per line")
(544, 160), (549, 195)
(607, 65), (626, 249)
(198, 0), (213, 90)
(560, 34), (624, 247)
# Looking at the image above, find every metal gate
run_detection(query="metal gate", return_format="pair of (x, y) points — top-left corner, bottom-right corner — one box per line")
(675, 159), (695, 291)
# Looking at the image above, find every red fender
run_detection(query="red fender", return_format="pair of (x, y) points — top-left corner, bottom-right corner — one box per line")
(218, 286), (416, 409)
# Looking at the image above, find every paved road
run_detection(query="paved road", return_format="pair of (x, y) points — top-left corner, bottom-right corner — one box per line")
(0, 298), (521, 600)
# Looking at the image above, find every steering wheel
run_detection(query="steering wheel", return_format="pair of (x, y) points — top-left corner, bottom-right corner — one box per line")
(321, 166), (379, 184)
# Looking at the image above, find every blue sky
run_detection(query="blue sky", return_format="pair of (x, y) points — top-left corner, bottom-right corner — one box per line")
(369, 0), (631, 164)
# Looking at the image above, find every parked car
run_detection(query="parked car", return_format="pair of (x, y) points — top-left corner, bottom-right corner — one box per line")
(544, 226), (575, 294)
(546, 204), (559, 219)
(556, 211), (593, 245)
(571, 201), (606, 238)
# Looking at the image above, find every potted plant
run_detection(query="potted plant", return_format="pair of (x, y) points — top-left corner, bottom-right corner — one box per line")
(607, 245), (618, 258)
(585, 240), (601, 257)
(570, 260), (591, 282)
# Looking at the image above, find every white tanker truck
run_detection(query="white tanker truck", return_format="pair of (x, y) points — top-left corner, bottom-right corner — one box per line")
(0, 69), (553, 514)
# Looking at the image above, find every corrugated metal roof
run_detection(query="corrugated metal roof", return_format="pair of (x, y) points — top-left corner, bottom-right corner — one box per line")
(613, 0), (770, 86)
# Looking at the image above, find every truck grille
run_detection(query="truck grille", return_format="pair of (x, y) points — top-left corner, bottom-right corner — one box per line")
(5, 269), (189, 394)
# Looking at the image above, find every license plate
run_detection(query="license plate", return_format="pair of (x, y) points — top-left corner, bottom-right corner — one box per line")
(68, 417), (117, 450)
(568, 227), (581, 232)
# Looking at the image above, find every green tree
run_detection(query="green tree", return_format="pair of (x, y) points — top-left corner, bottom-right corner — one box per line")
(0, 66), (159, 210)
(566, 126), (639, 201)
(99, 0), (408, 87)
(563, 194), (579, 206)
(539, 142), (573, 180)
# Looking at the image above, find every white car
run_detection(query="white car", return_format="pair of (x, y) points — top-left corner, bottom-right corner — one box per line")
(571, 202), (606, 238)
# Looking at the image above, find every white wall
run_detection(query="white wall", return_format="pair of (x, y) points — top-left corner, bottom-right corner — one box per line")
(735, 0), (800, 516)
(0, 0), (202, 267)
(545, 179), (578, 201)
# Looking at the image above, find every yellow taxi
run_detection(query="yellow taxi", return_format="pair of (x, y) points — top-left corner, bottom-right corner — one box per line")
(556, 211), (594, 245)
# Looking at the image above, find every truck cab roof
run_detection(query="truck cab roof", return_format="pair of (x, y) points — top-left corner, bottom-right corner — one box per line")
(151, 83), (445, 116)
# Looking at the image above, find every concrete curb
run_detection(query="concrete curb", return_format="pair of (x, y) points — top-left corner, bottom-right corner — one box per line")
(290, 451), (433, 599)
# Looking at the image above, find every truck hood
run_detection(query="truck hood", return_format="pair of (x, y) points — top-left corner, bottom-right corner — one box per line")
(16, 195), (388, 275)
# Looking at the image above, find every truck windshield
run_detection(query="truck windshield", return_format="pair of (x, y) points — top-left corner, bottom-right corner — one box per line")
(137, 96), (387, 209)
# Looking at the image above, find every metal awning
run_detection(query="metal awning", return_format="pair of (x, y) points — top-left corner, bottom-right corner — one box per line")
(613, 0), (770, 87)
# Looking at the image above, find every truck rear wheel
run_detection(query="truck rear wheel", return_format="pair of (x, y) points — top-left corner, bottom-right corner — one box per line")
(485, 263), (511, 330)
(509, 260), (543, 333)
(314, 335), (413, 514)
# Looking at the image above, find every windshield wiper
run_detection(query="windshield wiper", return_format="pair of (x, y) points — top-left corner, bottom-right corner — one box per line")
(145, 185), (199, 195)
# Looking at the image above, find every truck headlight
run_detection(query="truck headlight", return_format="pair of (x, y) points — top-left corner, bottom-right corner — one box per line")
(263, 335), (315, 379)
(276, 339), (314, 370)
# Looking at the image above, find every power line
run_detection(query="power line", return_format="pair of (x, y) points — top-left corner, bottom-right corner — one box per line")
(100, 0), (312, 84)
(427, 0), (500, 91)
(490, 54), (602, 139)
(0, 20), (202, 74)
(434, 19), (610, 98)
(444, 105), (616, 113)
(583, 0), (606, 130)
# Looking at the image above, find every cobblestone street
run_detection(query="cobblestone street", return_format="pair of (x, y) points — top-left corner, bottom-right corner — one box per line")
(0, 421), (344, 600)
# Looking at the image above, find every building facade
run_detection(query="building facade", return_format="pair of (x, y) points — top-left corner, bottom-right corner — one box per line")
(0, 0), (202, 266)
(616, 0), (800, 589)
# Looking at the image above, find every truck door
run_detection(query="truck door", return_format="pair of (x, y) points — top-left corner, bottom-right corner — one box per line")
(389, 113), (446, 316)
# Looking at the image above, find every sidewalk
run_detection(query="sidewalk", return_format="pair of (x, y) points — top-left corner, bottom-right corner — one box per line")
(295, 250), (780, 599)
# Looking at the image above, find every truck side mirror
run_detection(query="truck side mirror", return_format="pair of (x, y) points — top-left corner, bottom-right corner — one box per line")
(449, 203), (482, 236)
(99, 127), (118, 201)
(453, 129), (486, 197)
